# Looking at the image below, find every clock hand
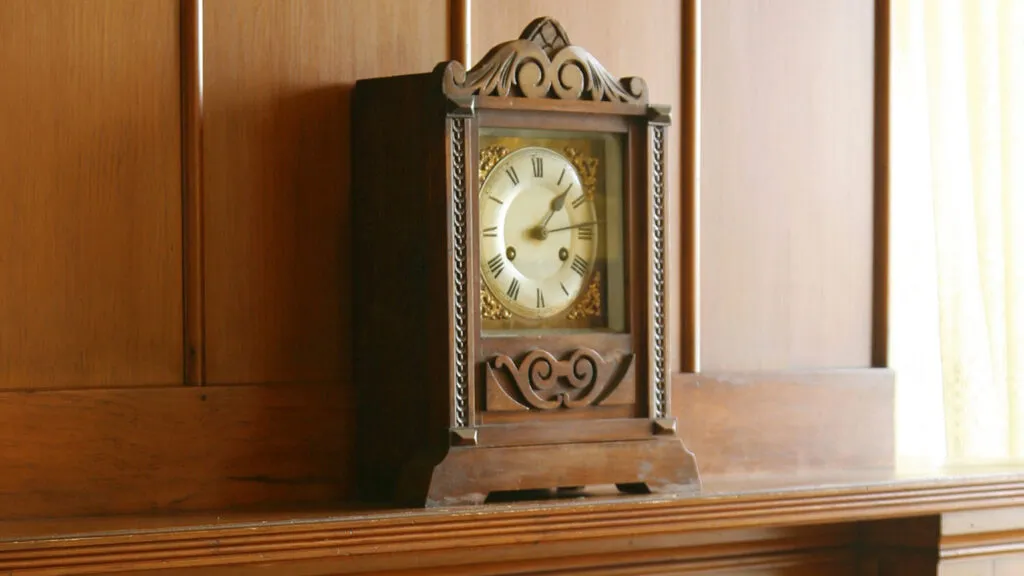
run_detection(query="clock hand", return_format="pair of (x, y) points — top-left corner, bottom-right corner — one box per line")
(532, 186), (577, 239)
(549, 185), (572, 212)
(538, 185), (574, 228)
(545, 220), (601, 233)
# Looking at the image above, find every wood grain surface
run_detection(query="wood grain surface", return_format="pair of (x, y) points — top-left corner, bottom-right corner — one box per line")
(699, 0), (876, 371)
(9, 477), (1024, 575)
(676, 368), (894, 476)
(872, 0), (891, 368)
(201, 0), (448, 384)
(0, 370), (889, 520)
(0, 382), (352, 520)
(860, 516), (942, 575)
(0, 0), (183, 389)
(0, 8), (901, 575)
(861, 510), (1024, 575)
(0, 521), (861, 574)
(182, 0), (206, 384)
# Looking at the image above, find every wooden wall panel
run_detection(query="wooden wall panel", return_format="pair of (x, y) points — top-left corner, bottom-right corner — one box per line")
(0, 370), (889, 520)
(0, 383), (351, 520)
(699, 0), (876, 371)
(469, 0), (687, 371)
(675, 369), (894, 476)
(202, 0), (448, 384)
(0, 0), (183, 389)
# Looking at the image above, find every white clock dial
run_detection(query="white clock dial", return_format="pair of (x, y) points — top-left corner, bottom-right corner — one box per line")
(479, 147), (599, 320)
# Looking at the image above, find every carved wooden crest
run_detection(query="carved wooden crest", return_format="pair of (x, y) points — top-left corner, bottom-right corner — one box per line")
(443, 17), (648, 104)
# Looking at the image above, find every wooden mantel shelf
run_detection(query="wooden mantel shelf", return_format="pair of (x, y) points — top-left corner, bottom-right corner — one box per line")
(4, 467), (1024, 575)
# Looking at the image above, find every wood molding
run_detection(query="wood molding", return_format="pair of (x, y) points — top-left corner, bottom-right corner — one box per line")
(680, 0), (699, 373)
(942, 530), (1024, 560)
(181, 0), (205, 384)
(942, 507), (1024, 560)
(448, 0), (470, 65)
(872, 0), (891, 367)
(0, 523), (859, 574)
(7, 476), (1024, 574)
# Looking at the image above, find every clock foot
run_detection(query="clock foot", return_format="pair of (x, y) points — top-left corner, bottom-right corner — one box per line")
(397, 437), (701, 508)
(615, 482), (651, 494)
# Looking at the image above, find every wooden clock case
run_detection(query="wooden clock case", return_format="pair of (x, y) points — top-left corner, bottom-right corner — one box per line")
(351, 17), (700, 507)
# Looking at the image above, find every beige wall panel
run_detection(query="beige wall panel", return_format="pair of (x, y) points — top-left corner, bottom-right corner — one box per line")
(0, 0), (183, 389)
(203, 0), (448, 383)
(472, 0), (686, 369)
(940, 558), (993, 576)
(700, 0), (875, 370)
(995, 556), (1024, 576)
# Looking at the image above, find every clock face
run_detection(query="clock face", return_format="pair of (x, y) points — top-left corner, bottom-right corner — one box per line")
(479, 147), (598, 320)
(477, 128), (627, 334)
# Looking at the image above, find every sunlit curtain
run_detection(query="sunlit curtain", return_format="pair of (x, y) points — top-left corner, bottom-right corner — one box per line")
(890, 0), (1024, 466)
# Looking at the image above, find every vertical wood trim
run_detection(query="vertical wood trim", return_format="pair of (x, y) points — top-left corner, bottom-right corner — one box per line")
(680, 0), (700, 373)
(449, 0), (470, 65)
(181, 0), (205, 384)
(649, 120), (671, 419)
(872, 0), (890, 368)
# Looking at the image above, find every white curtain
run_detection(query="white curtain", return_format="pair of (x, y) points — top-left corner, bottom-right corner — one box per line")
(890, 0), (1024, 466)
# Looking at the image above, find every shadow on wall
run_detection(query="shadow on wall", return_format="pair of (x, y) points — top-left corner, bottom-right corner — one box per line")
(205, 84), (353, 385)
(200, 84), (361, 502)
(272, 85), (352, 379)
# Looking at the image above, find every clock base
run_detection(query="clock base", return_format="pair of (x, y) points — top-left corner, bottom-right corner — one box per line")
(394, 435), (701, 508)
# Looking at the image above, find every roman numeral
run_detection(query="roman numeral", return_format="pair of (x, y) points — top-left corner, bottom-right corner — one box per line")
(489, 195), (504, 205)
(487, 254), (504, 278)
(482, 226), (498, 238)
(577, 225), (594, 241)
(536, 288), (545, 308)
(557, 167), (567, 185)
(560, 282), (569, 296)
(571, 255), (589, 277)
(532, 157), (543, 178)
(571, 194), (587, 209)
(505, 167), (520, 186)
(507, 278), (521, 301)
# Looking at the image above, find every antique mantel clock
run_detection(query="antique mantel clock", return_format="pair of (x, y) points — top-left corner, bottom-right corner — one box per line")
(352, 17), (701, 506)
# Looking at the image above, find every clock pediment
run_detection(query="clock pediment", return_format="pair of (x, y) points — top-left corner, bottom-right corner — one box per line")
(441, 17), (648, 104)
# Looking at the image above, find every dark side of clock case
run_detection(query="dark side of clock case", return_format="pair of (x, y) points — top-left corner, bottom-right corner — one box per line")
(351, 17), (700, 507)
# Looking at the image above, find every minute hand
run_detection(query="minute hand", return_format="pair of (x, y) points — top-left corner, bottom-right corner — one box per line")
(545, 221), (601, 233)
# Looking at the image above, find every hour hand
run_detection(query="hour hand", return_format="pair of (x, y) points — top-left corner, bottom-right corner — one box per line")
(549, 185), (571, 212)
(538, 186), (574, 228)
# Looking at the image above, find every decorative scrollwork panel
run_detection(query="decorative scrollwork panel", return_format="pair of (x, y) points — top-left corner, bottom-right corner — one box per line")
(484, 348), (634, 412)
